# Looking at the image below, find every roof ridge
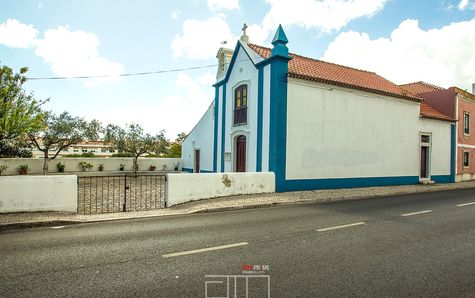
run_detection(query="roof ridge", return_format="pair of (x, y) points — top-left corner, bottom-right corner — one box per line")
(248, 43), (376, 74)
(400, 81), (445, 90)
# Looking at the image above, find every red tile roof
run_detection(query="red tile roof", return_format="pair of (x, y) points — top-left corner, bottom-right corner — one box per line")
(247, 43), (456, 122)
(247, 43), (421, 102)
(400, 81), (444, 95)
(419, 102), (453, 122)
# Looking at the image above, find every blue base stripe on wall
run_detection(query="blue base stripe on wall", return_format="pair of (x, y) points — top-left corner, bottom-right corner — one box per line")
(182, 168), (193, 173)
(431, 175), (452, 183)
(277, 176), (420, 192)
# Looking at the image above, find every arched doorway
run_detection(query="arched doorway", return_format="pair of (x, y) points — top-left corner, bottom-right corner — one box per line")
(235, 135), (246, 172)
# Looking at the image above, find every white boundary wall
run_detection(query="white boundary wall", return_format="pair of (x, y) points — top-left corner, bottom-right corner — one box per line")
(166, 172), (275, 206)
(0, 175), (77, 213)
(0, 158), (181, 175)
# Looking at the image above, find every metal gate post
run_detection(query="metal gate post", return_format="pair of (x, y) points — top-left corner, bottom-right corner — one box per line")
(123, 175), (127, 212)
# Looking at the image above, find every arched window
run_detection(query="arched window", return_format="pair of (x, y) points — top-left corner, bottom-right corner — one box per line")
(234, 85), (248, 125)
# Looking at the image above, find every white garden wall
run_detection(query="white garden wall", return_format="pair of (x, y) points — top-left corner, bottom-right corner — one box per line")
(166, 172), (275, 206)
(0, 158), (181, 175)
(0, 175), (77, 213)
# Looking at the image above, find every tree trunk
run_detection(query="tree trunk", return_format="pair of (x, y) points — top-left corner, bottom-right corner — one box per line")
(43, 152), (49, 175)
(133, 156), (138, 174)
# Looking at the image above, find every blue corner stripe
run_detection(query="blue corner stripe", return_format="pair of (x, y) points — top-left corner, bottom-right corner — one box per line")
(213, 86), (219, 172)
(278, 176), (420, 192)
(269, 56), (290, 189)
(221, 83), (227, 172)
(182, 168), (193, 173)
(256, 66), (264, 172)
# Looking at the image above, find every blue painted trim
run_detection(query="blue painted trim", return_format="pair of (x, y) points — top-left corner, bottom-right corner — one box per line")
(432, 175), (452, 183)
(269, 56), (290, 191)
(200, 169), (214, 173)
(182, 168), (193, 173)
(220, 83), (227, 172)
(256, 66), (264, 172)
(278, 176), (420, 192)
(450, 123), (456, 182)
(213, 86), (219, 172)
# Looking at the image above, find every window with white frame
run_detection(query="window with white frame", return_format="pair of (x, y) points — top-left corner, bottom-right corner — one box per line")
(464, 112), (470, 135)
(463, 151), (470, 167)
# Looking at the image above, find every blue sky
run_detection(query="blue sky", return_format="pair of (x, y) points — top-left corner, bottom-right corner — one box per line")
(1, 0), (474, 139)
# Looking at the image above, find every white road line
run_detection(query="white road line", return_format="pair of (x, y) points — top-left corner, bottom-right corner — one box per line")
(317, 222), (366, 232)
(162, 242), (248, 258)
(401, 210), (432, 217)
(51, 226), (65, 229)
(456, 202), (475, 207)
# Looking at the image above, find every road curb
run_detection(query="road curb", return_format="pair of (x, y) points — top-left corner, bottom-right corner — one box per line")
(0, 220), (82, 231)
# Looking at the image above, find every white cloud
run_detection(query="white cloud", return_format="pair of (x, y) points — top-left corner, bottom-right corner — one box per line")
(171, 9), (181, 20)
(35, 26), (124, 87)
(0, 18), (38, 48)
(458, 0), (469, 9)
(171, 14), (237, 60)
(155, 73), (213, 138)
(196, 72), (215, 86)
(322, 18), (475, 90)
(247, 0), (388, 44)
(207, 0), (240, 11)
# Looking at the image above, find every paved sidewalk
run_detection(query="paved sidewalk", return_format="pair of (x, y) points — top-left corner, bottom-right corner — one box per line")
(2, 180), (475, 230)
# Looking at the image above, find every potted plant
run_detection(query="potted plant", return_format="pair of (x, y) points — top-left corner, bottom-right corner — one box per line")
(98, 164), (104, 171)
(174, 163), (179, 171)
(119, 163), (125, 171)
(79, 161), (93, 172)
(56, 162), (65, 173)
(18, 164), (28, 175)
(162, 164), (168, 171)
(149, 165), (156, 171)
(0, 164), (8, 176)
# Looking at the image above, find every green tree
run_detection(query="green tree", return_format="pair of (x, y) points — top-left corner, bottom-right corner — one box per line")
(29, 112), (101, 175)
(166, 142), (182, 158)
(0, 65), (47, 157)
(150, 129), (169, 156)
(104, 123), (163, 174)
(0, 65), (47, 143)
(175, 132), (187, 144)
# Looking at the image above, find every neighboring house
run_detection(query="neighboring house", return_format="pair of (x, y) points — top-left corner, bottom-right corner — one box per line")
(182, 25), (455, 192)
(401, 81), (475, 181)
(30, 141), (118, 158)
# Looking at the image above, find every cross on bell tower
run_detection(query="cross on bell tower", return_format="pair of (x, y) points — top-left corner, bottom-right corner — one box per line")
(240, 23), (249, 44)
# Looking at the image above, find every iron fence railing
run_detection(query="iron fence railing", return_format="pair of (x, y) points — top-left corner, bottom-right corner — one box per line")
(77, 174), (166, 214)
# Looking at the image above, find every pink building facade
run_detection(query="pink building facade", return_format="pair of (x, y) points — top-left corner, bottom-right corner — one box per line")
(401, 82), (475, 181)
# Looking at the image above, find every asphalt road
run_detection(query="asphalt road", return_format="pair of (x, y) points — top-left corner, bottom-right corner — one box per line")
(1, 189), (474, 297)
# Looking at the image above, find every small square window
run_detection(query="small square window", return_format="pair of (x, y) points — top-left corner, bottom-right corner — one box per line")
(463, 151), (470, 167)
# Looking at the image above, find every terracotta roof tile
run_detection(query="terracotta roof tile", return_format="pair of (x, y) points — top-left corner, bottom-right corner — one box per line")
(400, 81), (444, 95)
(419, 101), (453, 122)
(247, 43), (421, 102)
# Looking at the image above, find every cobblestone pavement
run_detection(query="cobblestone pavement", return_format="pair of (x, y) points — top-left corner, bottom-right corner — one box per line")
(2, 180), (475, 227)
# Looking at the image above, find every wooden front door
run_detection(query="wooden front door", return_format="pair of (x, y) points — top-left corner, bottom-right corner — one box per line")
(194, 149), (200, 173)
(236, 136), (246, 172)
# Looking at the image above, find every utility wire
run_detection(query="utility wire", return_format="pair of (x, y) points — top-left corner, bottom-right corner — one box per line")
(25, 56), (261, 81)
(26, 63), (219, 80)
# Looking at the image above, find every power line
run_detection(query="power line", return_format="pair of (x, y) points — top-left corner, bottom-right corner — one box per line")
(25, 57), (260, 81)
(26, 63), (218, 80)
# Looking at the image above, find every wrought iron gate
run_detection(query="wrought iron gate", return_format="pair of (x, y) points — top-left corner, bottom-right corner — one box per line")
(77, 174), (166, 214)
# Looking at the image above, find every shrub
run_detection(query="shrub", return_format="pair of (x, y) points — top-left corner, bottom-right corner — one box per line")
(78, 161), (93, 171)
(56, 162), (65, 172)
(112, 152), (133, 157)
